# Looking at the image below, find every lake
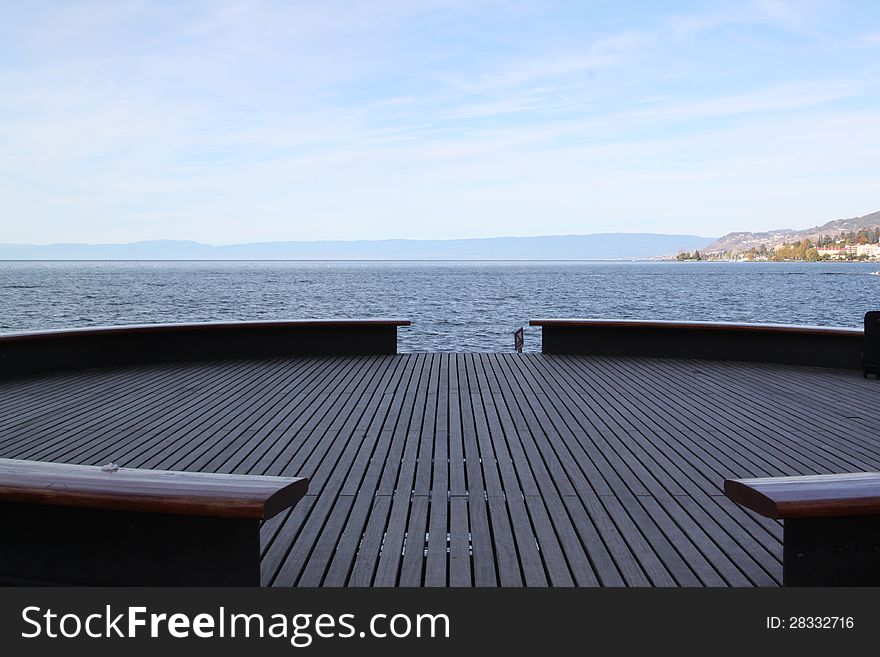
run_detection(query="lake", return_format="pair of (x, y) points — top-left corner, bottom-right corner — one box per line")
(1, 260), (877, 352)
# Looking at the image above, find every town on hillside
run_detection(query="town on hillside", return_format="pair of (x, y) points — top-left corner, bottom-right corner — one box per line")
(676, 227), (880, 262)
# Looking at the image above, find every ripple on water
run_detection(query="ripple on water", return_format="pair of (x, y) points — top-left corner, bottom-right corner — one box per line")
(0, 260), (876, 351)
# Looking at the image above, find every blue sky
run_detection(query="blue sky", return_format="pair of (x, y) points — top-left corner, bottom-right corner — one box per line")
(2, 0), (879, 244)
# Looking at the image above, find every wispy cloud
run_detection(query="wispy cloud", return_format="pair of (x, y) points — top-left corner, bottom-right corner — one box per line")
(1, 1), (879, 243)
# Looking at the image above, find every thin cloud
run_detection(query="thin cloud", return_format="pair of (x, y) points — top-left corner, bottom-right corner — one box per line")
(1, 1), (879, 243)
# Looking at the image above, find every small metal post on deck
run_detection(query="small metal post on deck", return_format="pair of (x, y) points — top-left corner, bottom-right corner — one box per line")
(513, 327), (524, 353)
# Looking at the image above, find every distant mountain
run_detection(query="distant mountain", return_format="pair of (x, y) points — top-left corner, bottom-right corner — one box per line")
(704, 210), (880, 254)
(0, 233), (716, 261)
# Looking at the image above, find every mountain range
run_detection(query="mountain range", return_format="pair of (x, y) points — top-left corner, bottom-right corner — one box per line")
(704, 210), (880, 254)
(0, 233), (716, 260)
(5, 208), (878, 260)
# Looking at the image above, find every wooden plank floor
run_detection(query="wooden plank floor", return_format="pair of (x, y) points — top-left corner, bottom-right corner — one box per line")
(2, 353), (879, 587)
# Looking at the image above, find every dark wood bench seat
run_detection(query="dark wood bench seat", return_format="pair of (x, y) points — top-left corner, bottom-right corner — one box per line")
(725, 473), (880, 586)
(725, 472), (880, 519)
(0, 458), (308, 586)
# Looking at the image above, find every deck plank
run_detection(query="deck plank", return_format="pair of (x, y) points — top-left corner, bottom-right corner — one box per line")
(1, 352), (877, 587)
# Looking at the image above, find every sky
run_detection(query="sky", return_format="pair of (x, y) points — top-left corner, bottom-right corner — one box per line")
(1, 0), (879, 244)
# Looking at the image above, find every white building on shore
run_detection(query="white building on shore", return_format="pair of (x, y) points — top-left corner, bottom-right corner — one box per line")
(856, 243), (880, 258)
(816, 244), (880, 259)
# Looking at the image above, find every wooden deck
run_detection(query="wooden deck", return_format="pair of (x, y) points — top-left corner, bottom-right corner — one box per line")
(1, 353), (878, 587)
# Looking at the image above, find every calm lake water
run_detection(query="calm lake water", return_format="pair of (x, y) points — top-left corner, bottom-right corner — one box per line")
(1, 260), (878, 352)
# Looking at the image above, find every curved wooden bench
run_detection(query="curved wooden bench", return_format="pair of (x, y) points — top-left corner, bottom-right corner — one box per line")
(0, 319), (412, 379)
(0, 458), (308, 586)
(529, 318), (864, 369)
(725, 473), (880, 586)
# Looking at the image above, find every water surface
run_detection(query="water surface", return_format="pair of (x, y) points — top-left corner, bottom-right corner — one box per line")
(1, 261), (877, 352)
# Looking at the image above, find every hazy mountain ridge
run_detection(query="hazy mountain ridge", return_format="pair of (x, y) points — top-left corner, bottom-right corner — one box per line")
(0, 233), (716, 260)
(704, 210), (880, 254)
